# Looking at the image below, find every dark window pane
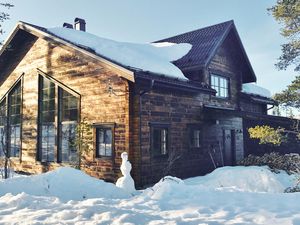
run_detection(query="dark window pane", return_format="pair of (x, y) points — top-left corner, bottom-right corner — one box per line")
(61, 123), (77, 162)
(60, 88), (79, 122)
(39, 76), (56, 162)
(190, 129), (201, 148)
(41, 124), (55, 162)
(96, 128), (113, 157)
(8, 82), (21, 157)
(59, 88), (79, 162)
(152, 127), (168, 156)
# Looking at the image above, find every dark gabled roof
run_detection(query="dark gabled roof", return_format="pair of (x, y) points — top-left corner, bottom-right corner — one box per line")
(155, 20), (257, 83)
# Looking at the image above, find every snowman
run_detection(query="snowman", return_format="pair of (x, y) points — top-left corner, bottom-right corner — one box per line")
(116, 152), (135, 194)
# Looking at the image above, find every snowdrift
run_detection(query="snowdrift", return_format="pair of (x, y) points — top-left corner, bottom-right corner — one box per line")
(0, 167), (129, 201)
(0, 166), (299, 224)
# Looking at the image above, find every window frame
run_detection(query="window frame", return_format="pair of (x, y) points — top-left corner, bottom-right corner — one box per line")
(188, 124), (203, 150)
(94, 123), (115, 159)
(37, 71), (81, 163)
(210, 73), (230, 99)
(150, 122), (170, 158)
(0, 75), (23, 159)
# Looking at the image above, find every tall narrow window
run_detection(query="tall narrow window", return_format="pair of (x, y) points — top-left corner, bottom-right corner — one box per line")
(59, 88), (79, 162)
(210, 74), (229, 98)
(95, 125), (113, 158)
(151, 124), (169, 157)
(39, 77), (56, 162)
(8, 82), (21, 157)
(189, 127), (202, 149)
(0, 99), (6, 157)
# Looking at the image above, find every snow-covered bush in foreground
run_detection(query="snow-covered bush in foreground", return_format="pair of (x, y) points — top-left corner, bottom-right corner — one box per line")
(239, 152), (300, 174)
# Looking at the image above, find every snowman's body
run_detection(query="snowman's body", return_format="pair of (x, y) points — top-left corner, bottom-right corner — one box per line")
(116, 152), (135, 194)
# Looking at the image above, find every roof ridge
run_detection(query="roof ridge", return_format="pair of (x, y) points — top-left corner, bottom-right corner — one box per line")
(155, 20), (233, 43)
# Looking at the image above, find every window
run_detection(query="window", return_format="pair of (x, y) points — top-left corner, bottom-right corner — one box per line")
(38, 75), (79, 163)
(59, 88), (79, 162)
(189, 128), (202, 149)
(39, 77), (56, 162)
(95, 125), (114, 158)
(210, 74), (229, 98)
(151, 124), (169, 156)
(0, 80), (23, 158)
(8, 82), (22, 157)
(0, 99), (6, 157)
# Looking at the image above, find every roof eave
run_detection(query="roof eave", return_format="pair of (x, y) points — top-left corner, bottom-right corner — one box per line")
(135, 71), (215, 94)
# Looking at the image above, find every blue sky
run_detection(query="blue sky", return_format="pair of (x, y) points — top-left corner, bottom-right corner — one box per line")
(1, 0), (297, 95)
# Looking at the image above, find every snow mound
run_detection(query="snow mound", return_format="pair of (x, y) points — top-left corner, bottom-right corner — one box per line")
(0, 167), (129, 201)
(48, 28), (192, 80)
(242, 83), (271, 98)
(145, 176), (185, 200)
(185, 166), (288, 193)
(145, 166), (294, 201)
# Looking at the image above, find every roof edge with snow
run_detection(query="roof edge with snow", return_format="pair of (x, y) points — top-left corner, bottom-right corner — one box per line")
(0, 21), (135, 82)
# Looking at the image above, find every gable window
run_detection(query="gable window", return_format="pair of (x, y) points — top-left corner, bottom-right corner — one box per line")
(0, 99), (6, 157)
(210, 74), (229, 98)
(59, 89), (79, 162)
(95, 124), (114, 158)
(8, 83), (22, 157)
(38, 75), (79, 163)
(151, 124), (169, 157)
(0, 79), (23, 158)
(39, 76), (56, 162)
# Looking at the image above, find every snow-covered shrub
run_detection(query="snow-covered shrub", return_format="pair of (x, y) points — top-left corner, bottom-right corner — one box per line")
(238, 152), (300, 174)
(284, 185), (300, 193)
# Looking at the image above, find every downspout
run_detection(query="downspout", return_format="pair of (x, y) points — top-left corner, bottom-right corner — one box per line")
(138, 79), (154, 187)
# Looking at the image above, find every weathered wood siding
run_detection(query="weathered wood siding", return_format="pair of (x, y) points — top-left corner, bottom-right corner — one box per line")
(240, 100), (267, 114)
(136, 87), (210, 186)
(130, 83), (245, 186)
(0, 36), (131, 182)
(205, 31), (244, 109)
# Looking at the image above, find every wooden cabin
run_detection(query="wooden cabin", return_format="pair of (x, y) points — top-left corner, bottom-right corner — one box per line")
(0, 19), (298, 187)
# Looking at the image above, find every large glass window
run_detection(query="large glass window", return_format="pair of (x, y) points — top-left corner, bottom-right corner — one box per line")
(8, 82), (21, 157)
(210, 74), (229, 98)
(39, 77), (56, 162)
(0, 99), (6, 157)
(38, 75), (79, 163)
(59, 89), (79, 162)
(151, 124), (169, 157)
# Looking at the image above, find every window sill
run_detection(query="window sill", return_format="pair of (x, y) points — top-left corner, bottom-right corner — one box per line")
(95, 156), (113, 161)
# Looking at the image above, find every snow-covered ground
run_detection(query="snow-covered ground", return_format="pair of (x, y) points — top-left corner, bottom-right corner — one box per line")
(1, 166), (300, 225)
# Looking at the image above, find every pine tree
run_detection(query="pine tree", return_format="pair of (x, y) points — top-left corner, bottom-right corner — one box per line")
(268, 0), (300, 71)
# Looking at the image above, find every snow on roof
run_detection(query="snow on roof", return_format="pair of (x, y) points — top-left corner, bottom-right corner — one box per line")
(242, 83), (271, 98)
(47, 28), (192, 80)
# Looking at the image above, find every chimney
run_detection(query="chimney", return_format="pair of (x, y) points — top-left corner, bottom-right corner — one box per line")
(63, 22), (73, 29)
(74, 18), (86, 31)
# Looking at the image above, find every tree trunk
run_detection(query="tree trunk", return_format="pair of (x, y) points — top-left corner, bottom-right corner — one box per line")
(4, 157), (8, 179)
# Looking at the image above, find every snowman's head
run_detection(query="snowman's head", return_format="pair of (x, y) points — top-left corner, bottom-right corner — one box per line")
(121, 152), (128, 161)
